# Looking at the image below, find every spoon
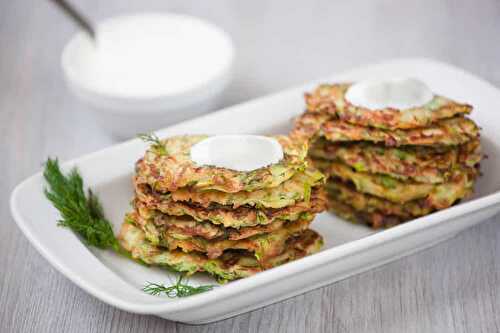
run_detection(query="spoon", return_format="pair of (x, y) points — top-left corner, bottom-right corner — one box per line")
(48, 0), (96, 41)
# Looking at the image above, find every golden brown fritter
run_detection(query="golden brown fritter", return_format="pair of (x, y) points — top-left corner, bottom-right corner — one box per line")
(325, 180), (435, 219)
(126, 211), (313, 261)
(305, 83), (472, 130)
(292, 112), (479, 147)
(134, 199), (321, 242)
(135, 135), (308, 193)
(153, 168), (325, 209)
(327, 198), (407, 228)
(119, 221), (323, 282)
(316, 160), (476, 207)
(134, 181), (327, 228)
(309, 139), (482, 183)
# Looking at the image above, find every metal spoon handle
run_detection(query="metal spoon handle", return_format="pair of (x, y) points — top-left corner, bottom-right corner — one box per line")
(49, 0), (96, 40)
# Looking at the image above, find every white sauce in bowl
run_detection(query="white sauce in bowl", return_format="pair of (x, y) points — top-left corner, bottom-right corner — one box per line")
(63, 13), (234, 98)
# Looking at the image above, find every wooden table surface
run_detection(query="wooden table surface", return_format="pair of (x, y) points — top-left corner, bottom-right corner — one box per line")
(1, 1), (499, 332)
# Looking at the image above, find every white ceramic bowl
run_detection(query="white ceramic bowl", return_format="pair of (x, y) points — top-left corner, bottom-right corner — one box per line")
(62, 13), (234, 139)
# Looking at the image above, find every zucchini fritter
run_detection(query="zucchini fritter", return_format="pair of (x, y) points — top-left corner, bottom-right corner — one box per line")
(325, 181), (434, 219)
(124, 133), (327, 282)
(157, 168), (325, 209)
(137, 210), (289, 242)
(310, 139), (481, 183)
(327, 199), (406, 228)
(119, 222), (323, 282)
(292, 83), (482, 229)
(135, 135), (308, 193)
(305, 83), (471, 130)
(134, 200), (321, 242)
(134, 181), (327, 228)
(128, 211), (313, 261)
(292, 112), (479, 147)
(317, 160), (476, 207)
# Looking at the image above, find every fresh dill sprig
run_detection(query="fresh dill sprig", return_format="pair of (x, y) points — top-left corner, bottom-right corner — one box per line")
(143, 275), (215, 298)
(137, 132), (168, 156)
(43, 158), (122, 252)
(43, 158), (213, 298)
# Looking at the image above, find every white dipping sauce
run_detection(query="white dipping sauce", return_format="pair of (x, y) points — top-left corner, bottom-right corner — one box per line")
(190, 135), (284, 172)
(345, 78), (433, 109)
(65, 13), (234, 98)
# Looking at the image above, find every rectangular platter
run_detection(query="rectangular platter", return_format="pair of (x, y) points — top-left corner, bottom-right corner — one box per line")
(10, 58), (500, 324)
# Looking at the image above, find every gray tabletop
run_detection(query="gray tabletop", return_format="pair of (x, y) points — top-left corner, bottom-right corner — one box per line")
(1, 1), (499, 332)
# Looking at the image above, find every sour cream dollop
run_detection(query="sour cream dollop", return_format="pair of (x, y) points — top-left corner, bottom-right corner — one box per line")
(190, 135), (284, 172)
(345, 78), (434, 109)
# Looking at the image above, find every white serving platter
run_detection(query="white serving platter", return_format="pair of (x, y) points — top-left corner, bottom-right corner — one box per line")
(10, 58), (500, 324)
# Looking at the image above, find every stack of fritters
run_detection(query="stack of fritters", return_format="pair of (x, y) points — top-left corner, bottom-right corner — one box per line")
(291, 83), (482, 228)
(118, 135), (327, 282)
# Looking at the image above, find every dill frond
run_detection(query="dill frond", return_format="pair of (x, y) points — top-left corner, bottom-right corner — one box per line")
(43, 158), (120, 251)
(137, 133), (168, 156)
(143, 275), (215, 298)
(43, 158), (212, 298)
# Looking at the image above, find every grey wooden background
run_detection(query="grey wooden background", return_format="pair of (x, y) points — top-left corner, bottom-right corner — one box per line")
(1, 1), (499, 332)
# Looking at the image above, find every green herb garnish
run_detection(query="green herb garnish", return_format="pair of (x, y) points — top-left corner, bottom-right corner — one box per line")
(43, 158), (121, 252)
(143, 275), (215, 298)
(43, 158), (213, 297)
(138, 132), (168, 156)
